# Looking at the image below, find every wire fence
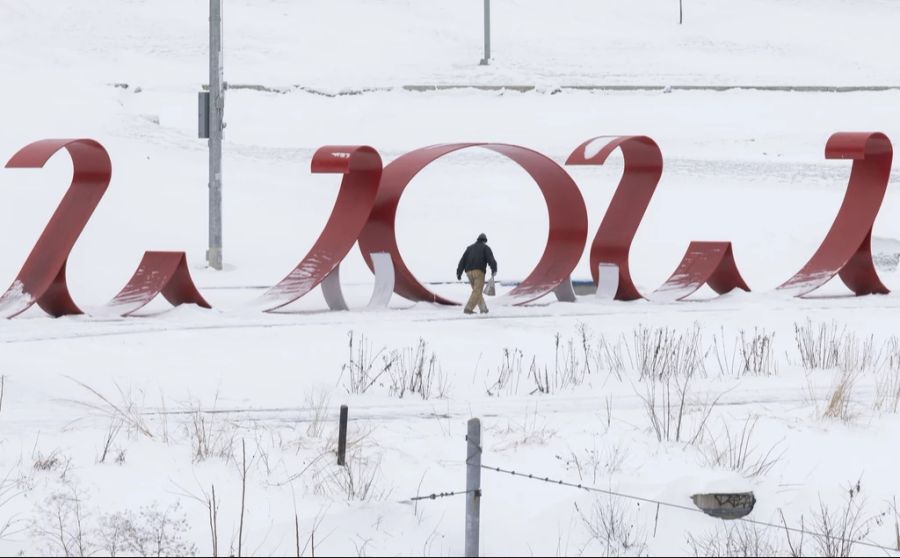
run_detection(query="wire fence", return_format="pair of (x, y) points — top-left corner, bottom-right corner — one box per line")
(406, 427), (899, 555)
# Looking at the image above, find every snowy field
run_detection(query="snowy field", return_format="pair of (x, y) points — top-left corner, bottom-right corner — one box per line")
(2, 0), (900, 556)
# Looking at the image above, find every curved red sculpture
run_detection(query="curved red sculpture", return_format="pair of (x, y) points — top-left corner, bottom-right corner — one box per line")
(0, 139), (111, 317)
(653, 241), (750, 302)
(107, 251), (211, 316)
(567, 135), (751, 301)
(0, 139), (208, 318)
(357, 143), (588, 305)
(566, 135), (663, 300)
(261, 145), (382, 312)
(778, 132), (893, 296)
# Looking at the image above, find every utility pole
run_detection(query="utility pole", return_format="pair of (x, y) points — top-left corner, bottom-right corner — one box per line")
(479, 0), (491, 65)
(465, 418), (482, 557)
(208, 0), (224, 270)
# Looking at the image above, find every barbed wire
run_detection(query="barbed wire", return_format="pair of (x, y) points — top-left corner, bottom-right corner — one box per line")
(403, 489), (479, 504)
(482, 464), (898, 554)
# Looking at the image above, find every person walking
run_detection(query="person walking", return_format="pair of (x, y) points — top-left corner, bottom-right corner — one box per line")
(456, 233), (497, 314)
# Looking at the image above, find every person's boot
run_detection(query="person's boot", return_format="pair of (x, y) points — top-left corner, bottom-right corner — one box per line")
(464, 308), (475, 314)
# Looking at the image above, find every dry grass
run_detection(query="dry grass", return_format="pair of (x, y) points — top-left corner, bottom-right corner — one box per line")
(712, 327), (778, 377)
(699, 416), (784, 478)
(628, 324), (707, 380)
(686, 522), (781, 557)
(386, 339), (449, 400)
(575, 496), (647, 557)
(313, 448), (388, 502)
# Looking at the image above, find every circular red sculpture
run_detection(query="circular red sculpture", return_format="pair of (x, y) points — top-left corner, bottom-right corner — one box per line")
(357, 143), (588, 305)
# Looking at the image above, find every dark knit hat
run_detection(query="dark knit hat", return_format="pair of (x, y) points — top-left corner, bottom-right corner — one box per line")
(477, 233), (488, 242)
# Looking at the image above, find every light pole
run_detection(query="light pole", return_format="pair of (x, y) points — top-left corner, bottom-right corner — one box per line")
(479, 0), (491, 65)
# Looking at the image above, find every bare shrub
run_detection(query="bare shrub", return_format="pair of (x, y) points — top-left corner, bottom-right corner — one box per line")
(712, 327), (777, 377)
(822, 370), (858, 421)
(559, 442), (629, 485)
(794, 320), (879, 373)
(795, 320), (844, 370)
(628, 324), (707, 380)
(874, 337), (900, 413)
(686, 522), (781, 556)
(780, 481), (877, 558)
(808, 485), (872, 557)
(339, 331), (389, 395)
(637, 369), (720, 445)
(387, 339), (449, 400)
(576, 497), (647, 557)
(36, 487), (93, 557)
(532, 332), (591, 394)
(33, 449), (64, 472)
(314, 449), (388, 502)
(485, 348), (530, 397)
(99, 502), (196, 557)
(598, 333), (627, 381)
(68, 378), (155, 439)
(304, 390), (331, 439)
(493, 406), (557, 451)
(187, 405), (236, 463)
(699, 416), (783, 478)
(98, 419), (124, 464)
(37, 487), (197, 557)
(890, 496), (900, 551)
(486, 325), (627, 397)
(0, 468), (26, 541)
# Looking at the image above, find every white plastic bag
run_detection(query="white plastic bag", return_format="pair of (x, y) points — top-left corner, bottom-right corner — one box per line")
(483, 275), (496, 296)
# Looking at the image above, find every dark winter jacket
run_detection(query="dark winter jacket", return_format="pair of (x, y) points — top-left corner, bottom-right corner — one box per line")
(457, 240), (497, 278)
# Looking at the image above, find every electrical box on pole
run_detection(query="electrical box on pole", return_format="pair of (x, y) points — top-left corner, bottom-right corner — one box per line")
(198, 91), (210, 139)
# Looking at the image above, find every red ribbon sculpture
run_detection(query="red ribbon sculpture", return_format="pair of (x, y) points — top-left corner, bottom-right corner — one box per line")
(262, 145), (383, 312)
(778, 132), (892, 296)
(0, 139), (208, 318)
(0, 131), (891, 319)
(567, 135), (750, 301)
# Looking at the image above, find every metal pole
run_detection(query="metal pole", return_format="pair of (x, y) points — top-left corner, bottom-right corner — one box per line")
(337, 405), (349, 466)
(465, 418), (481, 557)
(480, 0), (491, 65)
(208, 0), (224, 270)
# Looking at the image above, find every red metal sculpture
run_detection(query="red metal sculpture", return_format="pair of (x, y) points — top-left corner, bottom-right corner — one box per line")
(566, 135), (663, 300)
(108, 251), (210, 316)
(653, 241), (750, 302)
(567, 135), (750, 301)
(0, 139), (112, 317)
(1, 132), (892, 319)
(0, 139), (208, 318)
(779, 132), (893, 296)
(356, 143), (588, 305)
(261, 145), (382, 312)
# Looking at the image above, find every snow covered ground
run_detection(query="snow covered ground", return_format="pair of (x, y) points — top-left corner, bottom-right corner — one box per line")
(1, 0), (900, 555)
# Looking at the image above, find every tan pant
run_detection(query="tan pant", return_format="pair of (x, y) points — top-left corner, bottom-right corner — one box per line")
(465, 270), (488, 313)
